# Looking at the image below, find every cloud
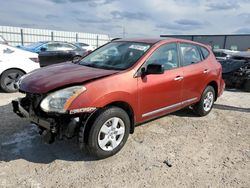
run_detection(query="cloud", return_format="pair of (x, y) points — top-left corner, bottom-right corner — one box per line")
(97, 24), (122, 31)
(49, 0), (117, 6)
(88, 0), (118, 7)
(157, 23), (195, 31)
(111, 11), (151, 20)
(20, 23), (39, 28)
(49, 0), (67, 3)
(175, 19), (204, 26)
(77, 17), (110, 23)
(45, 14), (59, 19)
(157, 19), (206, 32)
(234, 27), (250, 34)
(1, 0), (250, 37)
(174, 0), (201, 6)
(238, 13), (250, 23)
(206, 1), (240, 11)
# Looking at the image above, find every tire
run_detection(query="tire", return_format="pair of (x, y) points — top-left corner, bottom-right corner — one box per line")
(0, 69), (24, 93)
(72, 56), (82, 63)
(85, 107), (130, 159)
(193, 86), (215, 117)
(243, 79), (250, 92)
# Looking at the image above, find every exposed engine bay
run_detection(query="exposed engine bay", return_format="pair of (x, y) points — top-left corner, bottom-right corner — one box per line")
(217, 51), (250, 92)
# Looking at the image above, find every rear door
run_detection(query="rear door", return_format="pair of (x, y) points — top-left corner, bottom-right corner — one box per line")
(138, 43), (183, 121)
(179, 43), (209, 103)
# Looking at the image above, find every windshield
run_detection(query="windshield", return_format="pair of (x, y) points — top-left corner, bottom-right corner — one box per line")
(25, 42), (44, 49)
(79, 41), (151, 70)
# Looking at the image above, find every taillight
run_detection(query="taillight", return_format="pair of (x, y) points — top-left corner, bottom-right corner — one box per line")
(29, 57), (39, 63)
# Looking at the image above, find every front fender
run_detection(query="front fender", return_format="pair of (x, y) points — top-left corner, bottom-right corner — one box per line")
(69, 91), (138, 115)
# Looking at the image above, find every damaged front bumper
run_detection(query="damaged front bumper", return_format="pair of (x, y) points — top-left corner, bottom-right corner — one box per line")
(12, 99), (55, 130)
(12, 97), (97, 144)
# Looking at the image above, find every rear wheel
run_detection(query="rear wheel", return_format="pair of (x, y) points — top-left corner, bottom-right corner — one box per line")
(0, 69), (24, 92)
(193, 86), (215, 116)
(85, 107), (130, 159)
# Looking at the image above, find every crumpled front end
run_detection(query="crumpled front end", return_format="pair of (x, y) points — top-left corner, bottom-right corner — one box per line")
(12, 92), (96, 144)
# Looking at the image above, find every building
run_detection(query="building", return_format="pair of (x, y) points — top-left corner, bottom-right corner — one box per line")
(160, 34), (250, 51)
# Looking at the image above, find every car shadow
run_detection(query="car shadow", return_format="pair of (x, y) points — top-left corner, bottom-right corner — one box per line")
(213, 104), (250, 113)
(171, 108), (198, 117)
(0, 103), (97, 164)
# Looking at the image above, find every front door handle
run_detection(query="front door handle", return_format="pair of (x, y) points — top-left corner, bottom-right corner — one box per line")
(203, 69), (209, 74)
(174, 76), (184, 81)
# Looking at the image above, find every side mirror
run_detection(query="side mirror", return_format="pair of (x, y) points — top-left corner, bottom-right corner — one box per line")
(40, 47), (47, 52)
(142, 64), (164, 76)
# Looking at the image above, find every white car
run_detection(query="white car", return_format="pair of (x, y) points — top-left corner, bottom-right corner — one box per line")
(74, 42), (95, 52)
(0, 44), (40, 92)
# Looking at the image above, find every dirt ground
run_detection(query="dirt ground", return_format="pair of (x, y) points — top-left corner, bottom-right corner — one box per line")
(0, 90), (249, 188)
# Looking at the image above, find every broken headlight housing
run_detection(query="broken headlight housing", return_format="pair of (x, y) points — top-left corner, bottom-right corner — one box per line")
(40, 86), (86, 113)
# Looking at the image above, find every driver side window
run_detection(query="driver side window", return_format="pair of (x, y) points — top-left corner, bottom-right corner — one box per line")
(145, 43), (178, 70)
(45, 43), (61, 51)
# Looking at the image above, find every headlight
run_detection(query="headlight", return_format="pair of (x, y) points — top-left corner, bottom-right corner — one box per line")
(40, 86), (86, 113)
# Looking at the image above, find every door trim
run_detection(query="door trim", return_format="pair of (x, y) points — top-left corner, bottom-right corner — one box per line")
(142, 97), (197, 118)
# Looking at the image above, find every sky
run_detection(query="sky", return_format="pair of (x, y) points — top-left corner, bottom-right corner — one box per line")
(0, 0), (250, 38)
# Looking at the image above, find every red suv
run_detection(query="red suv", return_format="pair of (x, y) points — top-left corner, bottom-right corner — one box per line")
(12, 38), (225, 159)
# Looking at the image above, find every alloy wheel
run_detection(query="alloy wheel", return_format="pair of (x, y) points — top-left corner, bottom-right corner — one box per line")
(98, 117), (125, 151)
(3, 72), (22, 91)
(203, 91), (214, 112)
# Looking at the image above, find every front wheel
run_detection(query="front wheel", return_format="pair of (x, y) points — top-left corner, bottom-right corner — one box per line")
(193, 86), (215, 116)
(85, 107), (130, 159)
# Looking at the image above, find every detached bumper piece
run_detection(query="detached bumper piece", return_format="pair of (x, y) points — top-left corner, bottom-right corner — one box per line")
(12, 99), (54, 130)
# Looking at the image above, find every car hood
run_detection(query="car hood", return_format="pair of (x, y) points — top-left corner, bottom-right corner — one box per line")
(18, 46), (35, 52)
(19, 62), (119, 93)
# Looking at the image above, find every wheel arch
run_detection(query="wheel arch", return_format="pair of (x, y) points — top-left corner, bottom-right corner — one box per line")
(81, 101), (135, 145)
(0, 68), (26, 77)
(206, 80), (218, 101)
(105, 101), (135, 134)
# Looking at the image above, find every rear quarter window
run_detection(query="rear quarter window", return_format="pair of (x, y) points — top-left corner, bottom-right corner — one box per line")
(180, 43), (202, 66)
(200, 47), (210, 59)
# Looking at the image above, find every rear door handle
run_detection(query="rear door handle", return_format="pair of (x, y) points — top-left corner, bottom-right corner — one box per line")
(203, 69), (209, 74)
(174, 76), (184, 81)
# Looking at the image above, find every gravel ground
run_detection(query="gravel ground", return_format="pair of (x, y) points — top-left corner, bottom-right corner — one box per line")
(0, 90), (249, 188)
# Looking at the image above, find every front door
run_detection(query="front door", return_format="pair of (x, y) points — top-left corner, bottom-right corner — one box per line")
(138, 43), (183, 121)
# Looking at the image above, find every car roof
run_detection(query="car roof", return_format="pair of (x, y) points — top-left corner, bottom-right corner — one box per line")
(115, 38), (173, 44)
(38, 41), (75, 44)
(114, 38), (210, 48)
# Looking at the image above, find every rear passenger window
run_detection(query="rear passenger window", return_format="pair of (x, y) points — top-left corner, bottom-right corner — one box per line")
(180, 43), (202, 66)
(145, 43), (178, 70)
(200, 47), (210, 59)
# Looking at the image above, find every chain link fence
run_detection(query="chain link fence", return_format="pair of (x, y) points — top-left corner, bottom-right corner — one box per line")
(0, 26), (110, 48)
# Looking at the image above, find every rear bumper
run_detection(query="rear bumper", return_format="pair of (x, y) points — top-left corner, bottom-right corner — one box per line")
(219, 79), (225, 97)
(12, 99), (54, 130)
